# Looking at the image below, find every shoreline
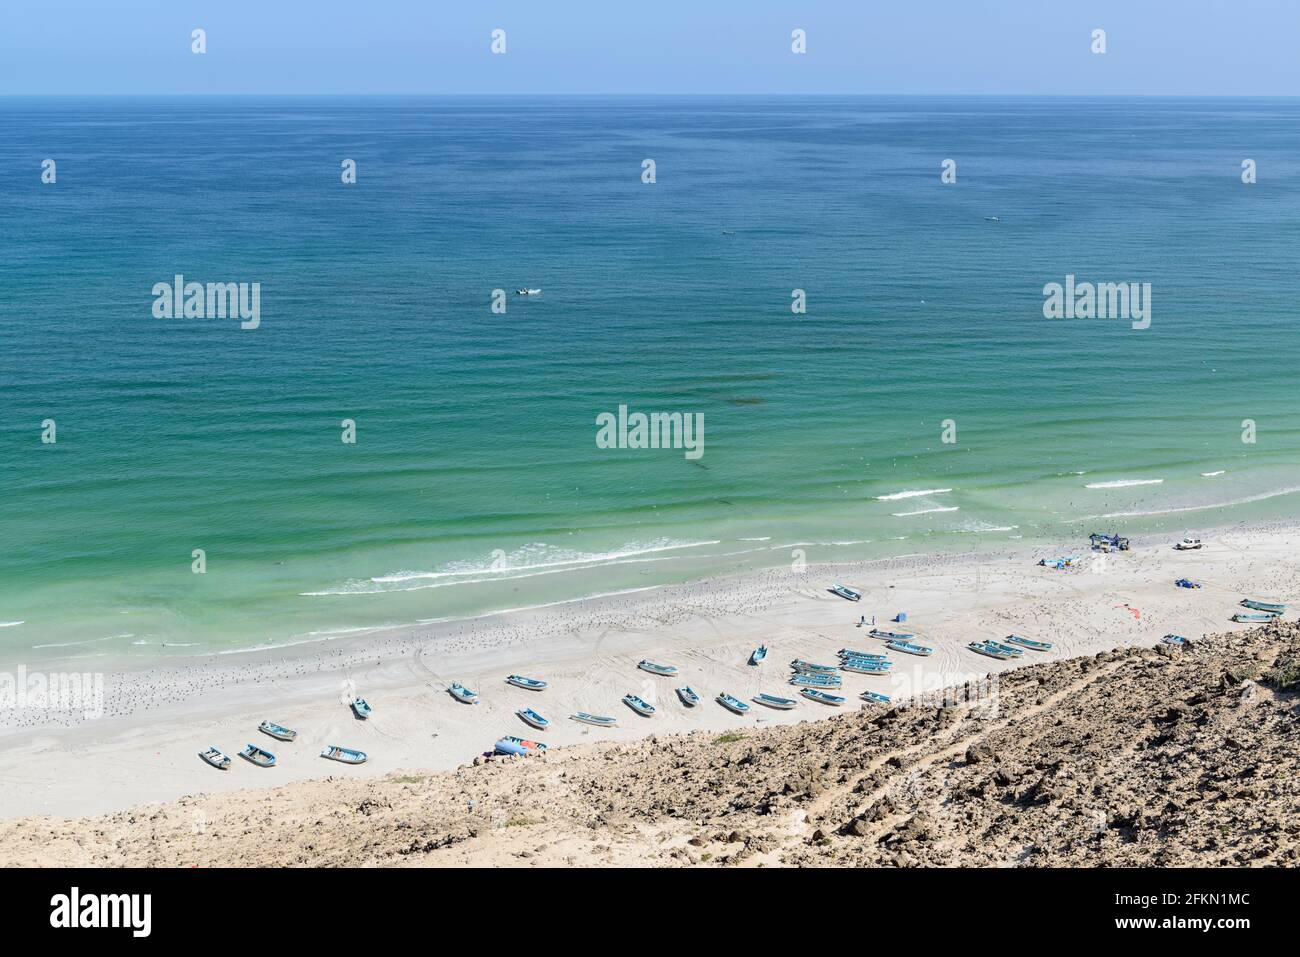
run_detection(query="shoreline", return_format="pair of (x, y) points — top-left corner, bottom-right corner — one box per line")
(1, 519), (1296, 820)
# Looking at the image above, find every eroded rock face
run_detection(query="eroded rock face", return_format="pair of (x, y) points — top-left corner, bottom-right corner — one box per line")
(2, 624), (1297, 868)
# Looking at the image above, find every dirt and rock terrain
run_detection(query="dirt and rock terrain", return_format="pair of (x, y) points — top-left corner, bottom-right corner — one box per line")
(3, 621), (1296, 867)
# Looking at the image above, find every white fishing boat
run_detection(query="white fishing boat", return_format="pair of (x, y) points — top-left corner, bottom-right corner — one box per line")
(515, 287), (542, 296)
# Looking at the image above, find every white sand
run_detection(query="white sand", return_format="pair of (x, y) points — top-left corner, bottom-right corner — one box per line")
(2, 523), (1296, 820)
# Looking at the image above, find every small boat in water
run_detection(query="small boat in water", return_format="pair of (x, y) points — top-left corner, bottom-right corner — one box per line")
(800, 688), (845, 706)
(838, 648), (888, 661)
(623, 694), (656, 716)
(500, 735), (547, 751)
(351, 698), (373, 719)
(752, 692), (797, 710)
(860, 691), (892, 705)
(240, 743), (277, 767)
(749, 645), (768, 665)
(1161, 634), (1187, 645)
(676, 686), (700, 707)
(516, 707), (550, 730)
(506, 674), (548, 691)
(1003, 634), (1052, 651)
(1232, 612), (1278, 623)
(515, 288), (542, 296)
(638, 659), (678, 677)
(717, 692), (750, 715)
(448, 682), (478, 704)
(1242, 599), (1288, 614)
(572, 712), (617, 727)
(199, 746), (231, 770)
(829, 583), (862, 602)
(1174, 538), (1204, 550)
(259, 720), (297, 742)
(790, 659), (838, 674)
(789, 672), (842, 688)
(886, 640), (933, 657)
(320, 745), (367, 764)
(869, 629), (915, 641)
(969, 640), (1015, 660)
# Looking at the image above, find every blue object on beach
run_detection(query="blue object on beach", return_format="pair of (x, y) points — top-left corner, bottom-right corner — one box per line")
(895, 612), (907, 622)
(749, 645), (767, 665)
(351, 697), (372, 719)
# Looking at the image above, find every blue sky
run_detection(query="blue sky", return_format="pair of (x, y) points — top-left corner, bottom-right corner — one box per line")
(2, 0), (1297, 95)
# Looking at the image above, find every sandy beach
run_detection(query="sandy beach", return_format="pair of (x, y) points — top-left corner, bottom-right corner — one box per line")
(2, 522), (1297, 821)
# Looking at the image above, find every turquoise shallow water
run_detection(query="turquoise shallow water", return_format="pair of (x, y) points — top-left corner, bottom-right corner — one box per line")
(2, 96), (1299, 660)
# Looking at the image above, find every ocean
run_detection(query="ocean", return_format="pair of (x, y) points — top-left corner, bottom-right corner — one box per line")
(2, 95), (1299, 661)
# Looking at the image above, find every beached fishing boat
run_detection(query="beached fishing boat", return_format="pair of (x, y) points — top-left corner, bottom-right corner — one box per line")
(623, 694), (656, 716)
(829, 583), (862, 602)
(869, 629), (916, 641)
(969, 641), (1015, 660)
(986, 640), (1025, 657)
(506, 674), (548, 691)
(860, 691), (892, 705)
(351, 697), (372, 719)
(1242, 599), (1288, 614)
(716, 692), (750, 715)
(637, 659), (678, 677)
(838, 648), (888, 661)
(1174, 538), (1203, 550)
(320, 745), (367, 764)
(789, 659), (839, 674)
(1161, 634), (1187, 645)
(448, 682), (478, 704)
(800, 688), (845, 706)
(789, 672), (842, 688)
(199, 746), (231, 770)
(571, 712), (617, 727)
(258, 720), (297, 742)
(501, 735), (547, 751)
(1003, 634), (1052, 651)
(516, 707), (550, 730)
(886, 639), (933, 657)
(239, 743), (276, 768)
(840, 659), (893, 674)
(752, 692), (797, 710)
(1232, 612), (1279, 623)
(494, 739), (529, 757)
(676, 686), (700, 707)
(749, 645), (768, 665)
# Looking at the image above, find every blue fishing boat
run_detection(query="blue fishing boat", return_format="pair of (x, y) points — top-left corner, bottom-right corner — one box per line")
(1161, 634), (1187, 645)
(623, 694), (656, 716)
(886, 640), (933, 657)
(788, 669), (842, 684)
(1232, 612), (1278, 623)
(1003, 634), (1053, 651)
(676, 686), (700, 707)
(790, 659), (839, 674)
(869, 629), (916, 641)
(351, 698), (373, 719)
(1242, 599), (1287, 614)
(860, 691), (892, 705)
(968, 640), (1015, 660)
(448, 682), (479, 704)
(749, 645), (768, 665)
(752, 692), (797, 710)
(320, 745), (367, 764)
(716, 692), (750, 715)
(517, 707), (550, 730)
(199, 746), (231, 770)
(829, 583), (862, 602)
(838, 648), (888, 661)
(571, 712), (617, 727)
(840, 659), (893, 674)
(800, 688), (845, 706)
(506, 674), (548, 691)
(239, 743), (276, 768)
(501, 735), (547, 751)
(259, 720), (297, 742)
(638, 659), (678, 676)
(986, 640), (1025, 657)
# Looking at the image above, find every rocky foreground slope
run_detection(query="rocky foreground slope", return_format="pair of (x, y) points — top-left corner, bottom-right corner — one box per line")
(3, 623), (1297, 867)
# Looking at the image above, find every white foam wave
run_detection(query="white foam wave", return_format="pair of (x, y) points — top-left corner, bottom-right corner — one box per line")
(892, 506), (960, 517)
(0, 621), (25, 628)
(875, 488), (953, 501)
(1075, 485), (1300, 520)
(1085, 479), (1164, 489)
(1201, 470), (1226, 477)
